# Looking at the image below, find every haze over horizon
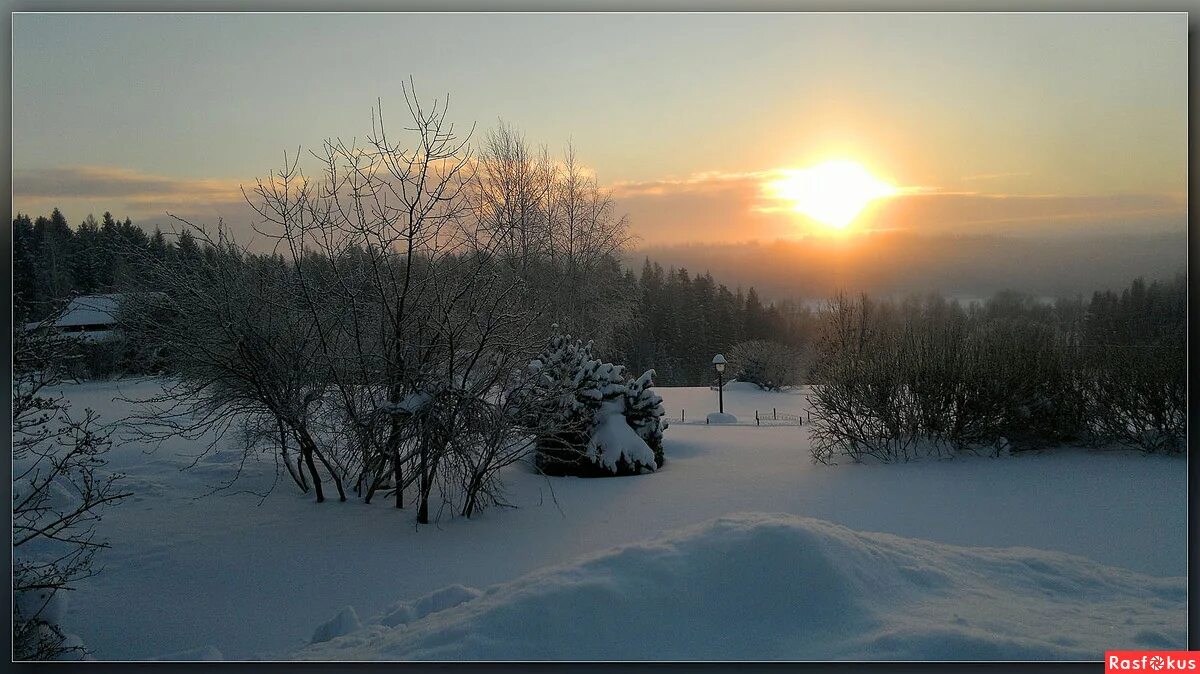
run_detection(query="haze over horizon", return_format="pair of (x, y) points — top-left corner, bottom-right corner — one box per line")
(12, 12), (1187, 299)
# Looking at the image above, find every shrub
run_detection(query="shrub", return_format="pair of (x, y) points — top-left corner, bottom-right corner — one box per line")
(527, 329), (667, 476)
(727, 340), (803, 390)
(809, 292), (1098, 464)
(1081, 276), (1186, 454)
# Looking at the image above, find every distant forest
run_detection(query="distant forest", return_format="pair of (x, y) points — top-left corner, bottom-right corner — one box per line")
(11, 206), (1187, 456)
(637, 230), (1187, 303)
(12, 208), (815, 386)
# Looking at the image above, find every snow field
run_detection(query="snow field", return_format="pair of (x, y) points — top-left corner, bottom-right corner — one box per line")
(48, 379), (1187, 660)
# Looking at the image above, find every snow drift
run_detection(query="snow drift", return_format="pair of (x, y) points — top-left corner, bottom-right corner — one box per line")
(295, 513), (1185, 660)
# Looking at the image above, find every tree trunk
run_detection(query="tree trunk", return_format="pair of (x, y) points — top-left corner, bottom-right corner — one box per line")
(383, 385), (406, 509)
(363, 453), (388, 504)
(279, 418), (308, 493)
(417, 440), (444, 524)
(416, 442), (429, 523)
(298, 433), (325, 503)
(356, 431), (372, 496)
(461, 468), (483, 519)
(310, 443), (346, 502)
(392, 441), (404, 509)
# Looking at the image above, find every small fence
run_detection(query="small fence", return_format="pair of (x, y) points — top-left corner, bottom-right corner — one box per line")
(672, 407), (810, 427)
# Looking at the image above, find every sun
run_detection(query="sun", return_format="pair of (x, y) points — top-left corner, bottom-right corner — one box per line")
(766, 160), (897, 230)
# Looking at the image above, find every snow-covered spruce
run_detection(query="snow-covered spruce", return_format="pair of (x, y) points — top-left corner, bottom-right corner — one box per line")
(526, 330), (667, 477)
(624, 369), (667, 468)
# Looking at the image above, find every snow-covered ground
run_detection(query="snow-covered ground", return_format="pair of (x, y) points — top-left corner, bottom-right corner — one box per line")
(51, 379), (1187, 660)
(297, 514), (1185, 660)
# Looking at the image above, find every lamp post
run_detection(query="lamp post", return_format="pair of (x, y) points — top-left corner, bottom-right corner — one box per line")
(712, 353), (727, 414)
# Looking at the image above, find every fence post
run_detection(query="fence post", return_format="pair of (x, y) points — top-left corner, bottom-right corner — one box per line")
(682, 409), (685, 422)
(755, 410), (760, 426)
(773, 407), (777, 420)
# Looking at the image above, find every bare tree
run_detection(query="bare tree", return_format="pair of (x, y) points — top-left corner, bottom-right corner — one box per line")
(242, 83), (566, 522)
(473, 124), (637, 350)
(119, 227), (349, 503)
(12, 317), (130, 660)
(809, 294), (918, 463)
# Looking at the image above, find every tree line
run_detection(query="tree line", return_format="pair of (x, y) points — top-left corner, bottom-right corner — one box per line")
(610, 261), (814, 386)
(12, 208), (198, 325)
(809, 279), (1186, 462)
(12, 230), (815, 389)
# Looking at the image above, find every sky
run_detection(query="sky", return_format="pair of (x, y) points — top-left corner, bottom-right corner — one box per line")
(11, 12), (1188, 252)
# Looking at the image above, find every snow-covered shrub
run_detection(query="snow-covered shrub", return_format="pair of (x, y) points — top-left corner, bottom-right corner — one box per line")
(527, 329), (667, 477)
(522, 332), (599, 471)
(624, 370), (667, 467)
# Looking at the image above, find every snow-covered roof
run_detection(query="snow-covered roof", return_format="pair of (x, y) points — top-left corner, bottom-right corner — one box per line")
(55, 294), (125, 328)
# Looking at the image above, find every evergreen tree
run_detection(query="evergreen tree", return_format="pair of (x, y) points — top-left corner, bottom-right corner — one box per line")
(35, 209), (75, 308)
(73, 215), (105, 293)
(176, 229), (201, 263)
(148, 227), (170, 260)
(744, 287), (769, 340)
(624, 370), (667, 467)
(528, 329), (665, 476)
(12, 214), (38, 323)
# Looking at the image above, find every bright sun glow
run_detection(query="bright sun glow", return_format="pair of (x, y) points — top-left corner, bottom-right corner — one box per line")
(767, 160), (898, 229)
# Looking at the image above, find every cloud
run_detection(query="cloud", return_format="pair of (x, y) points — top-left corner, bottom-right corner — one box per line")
(609, 170), (794, 245)
(11, 165), (266, 237)
(609, 170), (771, 198)
(960, 171), (1033, 182)
(607, 168), (1186, 246)
(11, 165), (272, 240)
(13, 165), (247, 206)
(868, 191), (1186, 235)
